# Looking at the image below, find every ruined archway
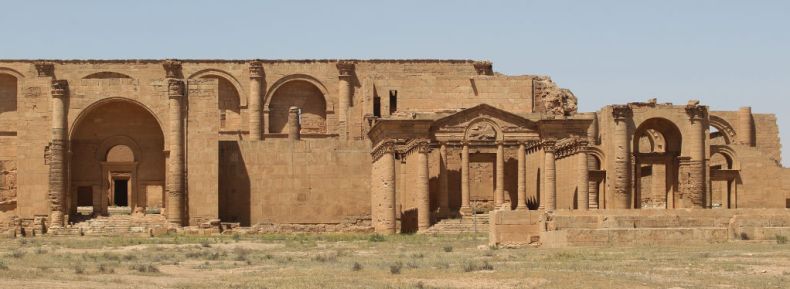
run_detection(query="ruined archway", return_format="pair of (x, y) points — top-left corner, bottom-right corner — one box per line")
(633, 118), (682, 209)
(69, 99), (165, 217)
(267, 78), (328, 134)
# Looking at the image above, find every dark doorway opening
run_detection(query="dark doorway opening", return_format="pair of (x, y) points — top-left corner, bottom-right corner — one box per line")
(114, 179), (128, 206)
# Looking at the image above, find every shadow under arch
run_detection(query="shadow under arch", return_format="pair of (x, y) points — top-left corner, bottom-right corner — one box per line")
(69, 97), (165, 141)
(264, 74), (332, 111)
(188, 68), (247, 107)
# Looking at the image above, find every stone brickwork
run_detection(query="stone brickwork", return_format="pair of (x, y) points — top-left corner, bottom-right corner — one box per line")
(0, 59), (785, 240)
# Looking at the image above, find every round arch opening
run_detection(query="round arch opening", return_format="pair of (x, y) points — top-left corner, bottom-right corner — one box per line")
(268, 80), (327, 134)
(70, 99), (165, 218)
(633, 118), (683, 209)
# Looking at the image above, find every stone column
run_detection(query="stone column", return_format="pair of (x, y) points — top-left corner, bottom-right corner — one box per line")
(516, 143), (527, 209)
(249, 61), (264, 140)
(417, 142), (431, 231)
(288, 106), (300, 141)
(371, 141), (396, 234)
(612, 105), (632, 209)
(438, 143), (450, 217)
(543, 141), (557, 210)
(49, 80), (68, 227)
(166, 79), (186, 225)
(738, 107), (754, 146)
(495, 142), (505, 207)
(686, 104), (707, 208)
(577, 144), (589, 210)
(460, 143), (471, 214)
(337, 61), (354, 139)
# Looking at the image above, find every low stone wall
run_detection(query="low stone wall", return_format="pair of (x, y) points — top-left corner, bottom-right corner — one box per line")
(490, 209), (790, 247)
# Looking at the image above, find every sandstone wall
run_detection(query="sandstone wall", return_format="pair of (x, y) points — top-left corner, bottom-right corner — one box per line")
(229, 139), (371, 225)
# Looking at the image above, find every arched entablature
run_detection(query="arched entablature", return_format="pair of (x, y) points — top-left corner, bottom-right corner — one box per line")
(0, 67), (25, 80)
(69, 97), (165, 141)
(95, 135), (142, 162)
(709, 115), (736, 145)
(264, 74), (332, 112)
(187, 69), (246, 107)
(464, 118), (503, 143)
(82, 71), (132, 79)
(710, 145), (739, 170)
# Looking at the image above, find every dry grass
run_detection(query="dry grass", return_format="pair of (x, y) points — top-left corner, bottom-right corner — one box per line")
(0, 233), (788, 288)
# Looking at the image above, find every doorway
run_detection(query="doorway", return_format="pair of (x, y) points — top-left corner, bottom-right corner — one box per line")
(113, 179), (129, 207)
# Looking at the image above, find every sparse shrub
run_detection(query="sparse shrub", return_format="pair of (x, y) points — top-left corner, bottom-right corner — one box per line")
(0, 260), (8, 270)
(17, 239), (27, 246)
(407, 260), (420, 269)
(463, 261), (493, 272)
(200, 239), (212, 248)
(131, 263), (160, 273)
(231, 233), (241, 242)
(313, 252), (337, 263)
(390, 261), (403, 274)
(410, 253), (424, 259)
(483, 250), (495, 257)
(264, 254), (274, 260)
(233, 247), (251, 261)
(73, 263), (85, 274)
(98, 263), (115, 274)
(739, 232), (750, 240)
(434, 261), (450, 269)
(352, 262), (363, 271)
(9, 250), (24, 259)
(34, 247), (47, 255)
(777, 235), (788, 244)
(415, 281), (426, 289)
(443, 245), (453, 253)
(368, 234), (386, 242)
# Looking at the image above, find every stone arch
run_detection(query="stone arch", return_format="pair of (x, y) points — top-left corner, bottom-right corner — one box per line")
(709, 115), (736, 145)
(188, 69), (246, 107)
(264, 74), (331, 111)
(266, 75), (329, 134)
(69, 97), (164, 140)
(0, 69), (21, 126)
(711, 145), (739, 170)
(82, 71), (132, 79)
(189, 71), (242, 131)
(70, 98), (166, 215)
(464, 118), (503, 142)
(633, 118), (683, 209)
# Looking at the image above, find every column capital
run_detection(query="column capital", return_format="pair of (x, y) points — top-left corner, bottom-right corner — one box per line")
(51, 80), (68, 98)
(542, 140), (557, 153)
(163, 60), (183, 78)
(473, 60), (493, 75)
(337, 61), (355, 78)
(249, 61), (264, 79)
(167, 79), (185, 98)
(417, 141), (432, 154)
(35, 62), (55, 78)
(611, 105), (632, 121)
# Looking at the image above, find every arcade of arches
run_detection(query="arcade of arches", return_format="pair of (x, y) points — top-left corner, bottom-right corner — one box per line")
(0, 60), (786, 236)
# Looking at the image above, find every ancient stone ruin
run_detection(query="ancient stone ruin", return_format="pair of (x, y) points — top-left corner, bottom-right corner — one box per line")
(0, 59), (787, 245)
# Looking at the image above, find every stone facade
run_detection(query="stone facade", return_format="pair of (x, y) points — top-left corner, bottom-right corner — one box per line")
(0, 59), (787, 235)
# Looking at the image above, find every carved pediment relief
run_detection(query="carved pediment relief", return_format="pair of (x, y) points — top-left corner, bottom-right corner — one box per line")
(432, 104), (538, 142)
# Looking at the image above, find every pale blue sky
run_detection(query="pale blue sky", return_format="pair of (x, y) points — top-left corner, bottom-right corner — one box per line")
(2, 0), (789, 163)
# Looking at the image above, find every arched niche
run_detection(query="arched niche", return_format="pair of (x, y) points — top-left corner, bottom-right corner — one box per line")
(0, 71), (20, 126)
(83, 71), (132, 79)
(266, 77), (329, 134)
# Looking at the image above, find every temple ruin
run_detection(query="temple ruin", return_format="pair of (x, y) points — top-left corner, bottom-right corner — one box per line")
(0, 59), (788, 244)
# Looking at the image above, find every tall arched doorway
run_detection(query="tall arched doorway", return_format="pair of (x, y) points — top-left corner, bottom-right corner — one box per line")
(69, 99), (165, 217)
(633, 118), (682, 209)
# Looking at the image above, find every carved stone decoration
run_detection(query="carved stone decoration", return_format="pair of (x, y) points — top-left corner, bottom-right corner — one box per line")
(416, 141), (432, 154)
(337, 61), (355, 78)
(534, 77), (578, 116)
(51, 80), (69, 97)
(163, 60), (183, 78)
(249, 61), (264, 79)
(167, 79), (185, 97)
(466, 121), (497, 141)
(35, 63), (54, 77)
(611, 105), (632, 120)
(685, 102), (708, 121)
(473, 61), (493, 75)
(542, 140), (557, 153)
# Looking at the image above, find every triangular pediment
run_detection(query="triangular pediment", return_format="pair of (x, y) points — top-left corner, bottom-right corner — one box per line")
(432, 104), (539, 142)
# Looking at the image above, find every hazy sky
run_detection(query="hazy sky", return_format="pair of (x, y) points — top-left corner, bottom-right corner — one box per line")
(2, 0), (789, 163)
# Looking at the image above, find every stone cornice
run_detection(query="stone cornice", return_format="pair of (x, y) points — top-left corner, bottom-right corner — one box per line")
(611, 105), (632, 120)
(35, 62), (54, 77)
(554, 137), (590, 159)
(371, 140), (396, 162)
